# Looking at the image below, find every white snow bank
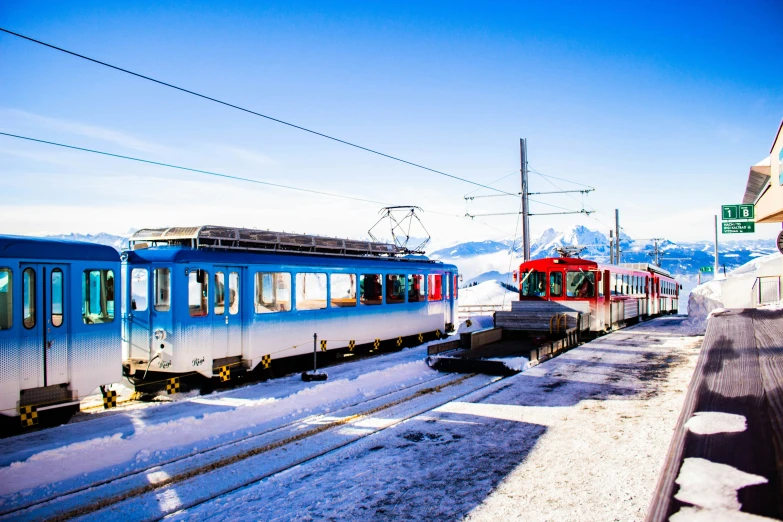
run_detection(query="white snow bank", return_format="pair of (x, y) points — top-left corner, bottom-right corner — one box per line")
(459, 280), (518, 307)
(688, 253), (782, 325)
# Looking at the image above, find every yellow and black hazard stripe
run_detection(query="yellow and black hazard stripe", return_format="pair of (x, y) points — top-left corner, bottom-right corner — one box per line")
(348, 340), (356, 352)
(435, 329), (442, 339)
(320, 340), (327, 352)
(396, 336), (403, 347)
(219, 365), (231, 382)
(261, 354), (272, 369)
(102, 389), (117, 409)
(19, 405), (38, 428)
(372, 338), (380, 350)
(166, 377), (180, 394)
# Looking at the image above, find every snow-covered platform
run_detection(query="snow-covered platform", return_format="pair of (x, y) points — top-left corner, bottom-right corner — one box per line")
(647, 308), (783, 521)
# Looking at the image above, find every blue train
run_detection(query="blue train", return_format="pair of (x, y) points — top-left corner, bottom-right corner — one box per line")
(123, 226), (459, 389)
(0, 235), (121, 428)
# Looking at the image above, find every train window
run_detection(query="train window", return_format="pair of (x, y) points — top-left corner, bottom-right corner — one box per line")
(610, 273), (616, 295)
(0, 268), (11, 330)
(131, 268), (148, 312)
(23, 268), (35, 329)
(549, 272), (563, 297)
(566, 271), (595, 298)
(188, 269), (209, 317)
(598, 273), (604, 297)
(360, 274), (383, 305)
(51, 269), (63, 327)
(154, 268), (171, 312)
(297, 273), (327, 310)
(82, 269), (115, 324)
(330, 274), (356, 308)
(408, 274), (425, 302)
(229, 272), (239, 315)
(386, 274), (405, 304)
(428, 274), (443, 301)
(214, 272), (225, 315)
(255, 272), (291, 313)
(445, 273), (451, 300)
(454, 275), (459, 299)
(520, 270), (546, 297)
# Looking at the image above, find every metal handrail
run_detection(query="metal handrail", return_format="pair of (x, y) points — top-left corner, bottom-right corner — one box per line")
(752, 276), (782, 307)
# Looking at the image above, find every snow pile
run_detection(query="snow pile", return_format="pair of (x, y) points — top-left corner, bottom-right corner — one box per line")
(687, 252), (782, 325)
(458, 280), (518, 307)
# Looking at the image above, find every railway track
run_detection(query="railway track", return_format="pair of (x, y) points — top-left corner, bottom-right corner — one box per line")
(2, 370), (505, 521)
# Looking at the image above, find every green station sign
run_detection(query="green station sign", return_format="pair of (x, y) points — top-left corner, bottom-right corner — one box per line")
(722, 221), (755, 234)
(721, 204), (754, 221)
(699, 266), (714, 273)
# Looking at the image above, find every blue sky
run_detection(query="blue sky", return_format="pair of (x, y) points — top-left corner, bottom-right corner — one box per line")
(1, 1), (782, 248)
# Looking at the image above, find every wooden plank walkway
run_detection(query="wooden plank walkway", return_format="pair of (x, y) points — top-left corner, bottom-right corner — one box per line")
(646, 308), (783, 521)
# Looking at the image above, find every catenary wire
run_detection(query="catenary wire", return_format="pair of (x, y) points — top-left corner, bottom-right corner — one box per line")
(0, 27), (516, 197)
(0, 131), (514, 236)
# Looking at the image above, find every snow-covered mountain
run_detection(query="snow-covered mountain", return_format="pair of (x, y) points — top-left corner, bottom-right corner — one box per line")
(44, 232), (129, 251)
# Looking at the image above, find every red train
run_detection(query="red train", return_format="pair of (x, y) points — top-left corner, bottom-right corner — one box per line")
(516, 257), (681, 332)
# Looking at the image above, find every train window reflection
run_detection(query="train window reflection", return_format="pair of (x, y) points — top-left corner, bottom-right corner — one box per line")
(566, 271), (595, 298)
(360, 274), (383, 305)
(154, 268), (171, 312)
(255, 272), (291, 313)
(23, 268), (35, 329)
(51, 269), (63, 327)
(520, 270), (546, 297)
(82, 269), (115, 324)
(428, 274), (443, 301)
(330, 274), (356, 308)
(214, 272), (225, 315)
(131, 268), (148, 312)
(188, 269), (209, 317)
(549, 272), (563, 297)
(297, 273), (327, 310)
(408, 274), (425, 302)
(386, 274), (405, 304)
(229, 272), (239, 315)
(0, 268), (11, 329)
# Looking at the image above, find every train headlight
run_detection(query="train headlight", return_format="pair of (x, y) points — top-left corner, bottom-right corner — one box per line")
(154, 329), (167, 341)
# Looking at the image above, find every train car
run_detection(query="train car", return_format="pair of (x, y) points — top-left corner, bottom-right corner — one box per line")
(517, 257), (680, 333)
(0, 235), (121, 429)
(122, 226), (459, 389)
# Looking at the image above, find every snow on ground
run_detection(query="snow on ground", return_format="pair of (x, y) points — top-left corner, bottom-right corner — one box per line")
(688, 252), (782, 326)
(168, 316), (703, 522)
(0, 343), (444, 501)
(458, 280), (519, 307)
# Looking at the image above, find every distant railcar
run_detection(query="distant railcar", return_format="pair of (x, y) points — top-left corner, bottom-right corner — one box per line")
(516, 257), (680, 332)
(0, 235), (121, 427)
(122, 226), (459, 388)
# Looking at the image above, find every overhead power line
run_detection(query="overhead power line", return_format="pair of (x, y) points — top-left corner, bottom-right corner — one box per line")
(0, 27), (515, 197)
(0, 131), (515, 236)
(0, 132), (386, 205)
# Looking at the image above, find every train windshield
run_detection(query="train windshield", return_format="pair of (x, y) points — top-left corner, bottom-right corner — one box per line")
(566, 271), (595, 298)
(520, 270), (547, 297)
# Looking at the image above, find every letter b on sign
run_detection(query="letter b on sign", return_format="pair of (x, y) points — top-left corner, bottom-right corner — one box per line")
(739, 204), (754, 220)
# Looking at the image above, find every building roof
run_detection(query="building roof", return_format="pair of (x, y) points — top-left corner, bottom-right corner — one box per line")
(0, 235), (119, 262)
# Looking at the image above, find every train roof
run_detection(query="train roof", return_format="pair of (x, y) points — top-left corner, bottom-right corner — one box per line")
(129, 225), (406, 258)
(519, 257), (598, 268)
(618, 262), (673, 278)
(0, 235), (119, 262)
(124, 245), (457, 270)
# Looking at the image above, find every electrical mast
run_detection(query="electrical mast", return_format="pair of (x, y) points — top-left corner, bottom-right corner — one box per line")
(520, 138), (531, 262)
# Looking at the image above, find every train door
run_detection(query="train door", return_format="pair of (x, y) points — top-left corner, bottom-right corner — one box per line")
(19, 264), (70, 389)
(213, 267), (242, 359)
(603, 270), (611, 328)
(127, 267), (151, 360)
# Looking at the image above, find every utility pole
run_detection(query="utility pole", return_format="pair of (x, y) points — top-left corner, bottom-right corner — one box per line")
(615, 209), (621, 264)
(609, 230), (614, 264)
(714, 215), (720, 277)
(648, 238), (665, 266)
(520, 138), (531, 262)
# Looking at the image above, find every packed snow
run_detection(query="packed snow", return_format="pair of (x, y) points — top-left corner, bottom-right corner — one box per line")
(687, 252), (782, 326)
(457, 280), (518, 307)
